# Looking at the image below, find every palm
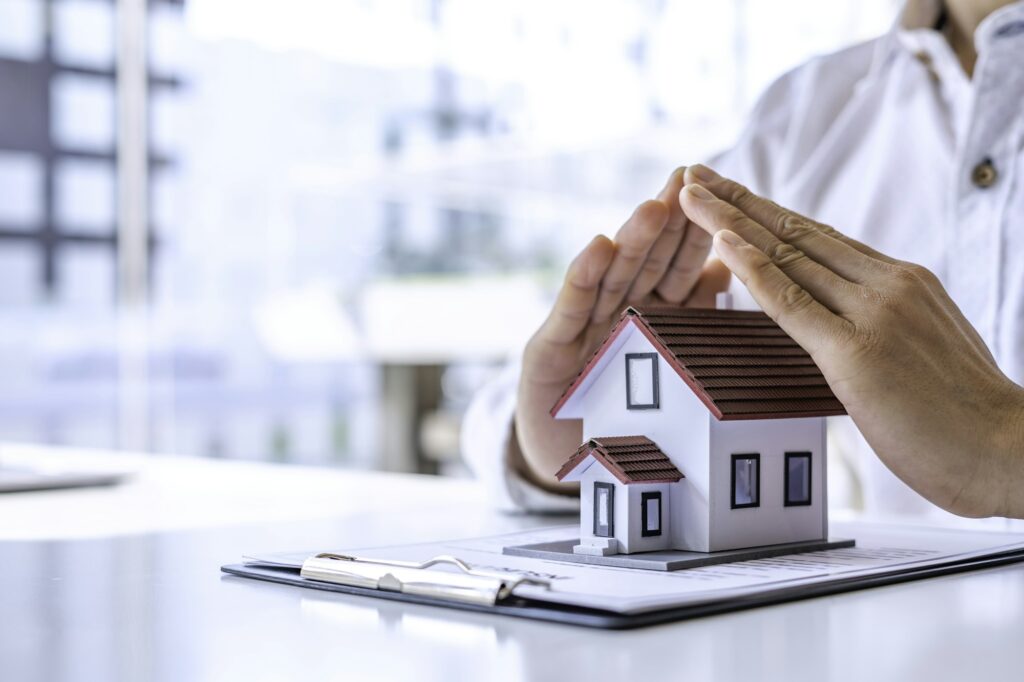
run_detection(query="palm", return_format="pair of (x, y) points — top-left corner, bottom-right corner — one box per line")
(515, 166), (732, 481)
(529, 274), (723, 391)
(553, 291), (676, 384)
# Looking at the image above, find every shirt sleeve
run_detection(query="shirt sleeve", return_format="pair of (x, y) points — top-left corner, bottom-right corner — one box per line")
(460, 361), (579, 514)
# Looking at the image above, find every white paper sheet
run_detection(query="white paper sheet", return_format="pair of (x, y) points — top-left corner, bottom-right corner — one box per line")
(246, 521), (1024, 615)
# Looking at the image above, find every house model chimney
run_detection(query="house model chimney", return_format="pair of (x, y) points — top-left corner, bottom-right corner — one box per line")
(715, 291), (734, 310)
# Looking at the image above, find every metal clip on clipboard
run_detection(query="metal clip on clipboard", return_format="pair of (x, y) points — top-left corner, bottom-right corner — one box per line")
(299, 553), (550, 606)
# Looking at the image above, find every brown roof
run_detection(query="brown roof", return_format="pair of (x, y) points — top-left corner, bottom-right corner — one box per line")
(551, 305), (847, 421)
(555, 436), (683, 484)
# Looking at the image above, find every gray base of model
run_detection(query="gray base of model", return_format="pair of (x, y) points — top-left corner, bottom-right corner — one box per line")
(503, 537), (856, 571)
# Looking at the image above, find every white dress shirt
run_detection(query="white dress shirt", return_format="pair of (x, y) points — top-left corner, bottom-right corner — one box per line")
(461, 0), (1024, 518)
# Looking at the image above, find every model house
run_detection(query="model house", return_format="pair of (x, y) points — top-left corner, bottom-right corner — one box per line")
(552, 301), (847, 555)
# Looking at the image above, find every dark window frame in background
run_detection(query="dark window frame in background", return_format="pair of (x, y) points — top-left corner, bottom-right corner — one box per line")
(0, 0), (182, 301)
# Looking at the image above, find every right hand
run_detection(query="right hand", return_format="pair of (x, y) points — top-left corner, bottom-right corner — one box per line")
(512, 167), (732, 490)
(678, 166), (1024, 518)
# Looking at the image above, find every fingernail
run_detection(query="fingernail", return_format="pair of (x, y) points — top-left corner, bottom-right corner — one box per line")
(716, 230), (744, 247)
(689, 164), (719, 182)
(686, 184), (714, 201)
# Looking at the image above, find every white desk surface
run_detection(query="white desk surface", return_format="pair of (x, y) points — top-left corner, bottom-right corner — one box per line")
(1, 443), (1022, 682)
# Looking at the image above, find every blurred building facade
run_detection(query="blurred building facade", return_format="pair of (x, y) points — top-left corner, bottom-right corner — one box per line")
(0, 0), (896, 472)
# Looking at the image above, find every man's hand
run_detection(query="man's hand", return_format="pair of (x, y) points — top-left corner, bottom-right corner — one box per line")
(679, 164), (1024, 519)
(514, 167), (731, 490)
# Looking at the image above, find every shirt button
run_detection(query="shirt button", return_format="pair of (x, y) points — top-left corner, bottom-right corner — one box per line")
(971, 158), (998, 188)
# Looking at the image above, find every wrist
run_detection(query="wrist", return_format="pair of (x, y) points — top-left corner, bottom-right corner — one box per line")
(989, 380), (1024, 519)
(508, 417), (579, 496)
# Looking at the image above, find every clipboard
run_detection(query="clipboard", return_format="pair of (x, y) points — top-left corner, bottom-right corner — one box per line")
(220, 542), (1024, 630)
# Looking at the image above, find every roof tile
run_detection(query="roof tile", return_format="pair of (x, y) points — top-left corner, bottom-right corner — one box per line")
(629, 306), (846, 419)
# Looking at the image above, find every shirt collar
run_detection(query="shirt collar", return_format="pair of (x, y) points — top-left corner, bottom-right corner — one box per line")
(895, 0), (960, 86)
(894, 0), (1024, 56)
(869, 1), (1024, 83)
(974, 1), (1024, 52)
(865, 0), (941, 81)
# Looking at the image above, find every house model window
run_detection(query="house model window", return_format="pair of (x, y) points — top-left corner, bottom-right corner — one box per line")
(593, 482), (615, 537)
(625, 353), (659, 409)
(731, 453), (760, 509)
(785, 452), (812, 506)
(641, 492), (662, 537)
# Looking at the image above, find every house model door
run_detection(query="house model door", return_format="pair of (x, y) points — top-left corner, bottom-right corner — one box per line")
(594, 482), (614, 537)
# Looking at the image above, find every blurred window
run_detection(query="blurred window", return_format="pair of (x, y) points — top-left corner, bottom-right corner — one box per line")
(0, 0), (897, 471)
(0, 0), (44, 60)
(0, 151), (44, 228)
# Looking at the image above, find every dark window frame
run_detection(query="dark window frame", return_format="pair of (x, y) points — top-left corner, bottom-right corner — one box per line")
(730, 453), (761, 509)
(625, 352), (660, 410)
(593, 482), (615, 537)
(0, 3), (178, 299)
(784, 451), (813, 507)
(640, 491), (662, 537)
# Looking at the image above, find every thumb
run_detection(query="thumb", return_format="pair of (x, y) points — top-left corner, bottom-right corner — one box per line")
(684, 258), (732, 307)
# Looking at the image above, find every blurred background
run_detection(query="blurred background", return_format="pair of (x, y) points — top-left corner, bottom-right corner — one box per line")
(0, 0), (898, 477)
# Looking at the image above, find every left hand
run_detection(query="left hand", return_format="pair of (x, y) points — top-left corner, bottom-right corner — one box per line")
(678, 164), (1024, 519)
(514, 167), (731, 488)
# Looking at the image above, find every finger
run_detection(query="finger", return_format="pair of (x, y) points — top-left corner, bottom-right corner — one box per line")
(538, 235), (615, 346)
(683, 258), (732, 308)
(686, 165), (898, 277)
(712, 230), (852, 357)
(654, 216), (714, 304)
(680, 183), (861, 313)
(626, 167), (688, 301)
(592, 199), (669, 322)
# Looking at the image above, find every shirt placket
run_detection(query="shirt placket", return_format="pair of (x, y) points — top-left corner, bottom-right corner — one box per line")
(949, 12), (1024, 356)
